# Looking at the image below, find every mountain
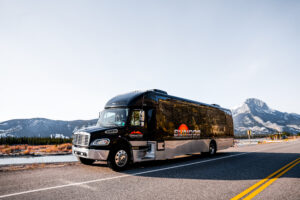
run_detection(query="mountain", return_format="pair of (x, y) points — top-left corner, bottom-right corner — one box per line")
(232, 98), (300, 135)
(0, 118), (97, 138)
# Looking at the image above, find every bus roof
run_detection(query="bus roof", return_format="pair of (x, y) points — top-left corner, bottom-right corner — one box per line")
(104, 89), (232, 115)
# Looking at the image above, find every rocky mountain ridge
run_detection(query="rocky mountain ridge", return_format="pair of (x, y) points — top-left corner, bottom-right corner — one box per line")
(232, 98), (300, 135)
(0, 118), (97, 138)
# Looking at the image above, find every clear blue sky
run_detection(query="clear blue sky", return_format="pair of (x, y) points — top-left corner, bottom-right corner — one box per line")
(0, 0), (299, 122)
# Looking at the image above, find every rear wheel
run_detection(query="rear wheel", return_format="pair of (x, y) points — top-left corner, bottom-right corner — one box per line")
(78, 157), (95, 165)
(203, 141), (217, 156)
(208, 141), (217, 156)
(108, 147), (131, 171)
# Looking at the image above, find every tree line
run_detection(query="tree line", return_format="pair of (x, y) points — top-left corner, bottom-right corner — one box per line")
(0, 137), (72, 145)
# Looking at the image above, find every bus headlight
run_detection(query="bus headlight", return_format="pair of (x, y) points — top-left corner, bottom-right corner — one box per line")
(91, 138), (110, 146)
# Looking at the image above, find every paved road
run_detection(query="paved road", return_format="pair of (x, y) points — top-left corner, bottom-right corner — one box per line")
(0, 140), (299, 200)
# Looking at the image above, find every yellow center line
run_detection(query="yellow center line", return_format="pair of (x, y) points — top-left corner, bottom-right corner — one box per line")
(244, 160), (300, 200)
(231, 157), (300, 200)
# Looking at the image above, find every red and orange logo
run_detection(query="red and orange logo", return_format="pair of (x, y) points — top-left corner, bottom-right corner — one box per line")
(174, 124), (201, 137)
(130, 131), (143, 135)
(129, 131), (143, 138)
(178, 124), (189, 135)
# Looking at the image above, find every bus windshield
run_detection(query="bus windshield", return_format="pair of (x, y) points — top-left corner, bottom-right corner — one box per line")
(96, 108), (129, 128)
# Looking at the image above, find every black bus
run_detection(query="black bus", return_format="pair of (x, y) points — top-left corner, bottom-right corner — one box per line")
(72, 89), (234, 171)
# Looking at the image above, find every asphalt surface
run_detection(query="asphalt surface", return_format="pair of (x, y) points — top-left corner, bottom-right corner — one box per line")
(0, 140), (299, 200)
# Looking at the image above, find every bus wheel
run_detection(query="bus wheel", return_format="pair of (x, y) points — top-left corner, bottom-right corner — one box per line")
(108, 147), (130, 171)
(78, 157), (95, 165)
(208, 141), (217, 156)
(203, 141), (217, 156)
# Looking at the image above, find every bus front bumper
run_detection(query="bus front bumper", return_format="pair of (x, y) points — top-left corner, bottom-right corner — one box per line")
(72, 146), (109, 161)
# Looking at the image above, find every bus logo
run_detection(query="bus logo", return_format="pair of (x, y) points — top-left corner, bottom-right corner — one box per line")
(129, 131), (143, 138)
(174, 124), (201, 137)
(130, 131), (143, 135)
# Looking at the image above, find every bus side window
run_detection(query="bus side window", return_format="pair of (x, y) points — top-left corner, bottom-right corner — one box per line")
(131, 110), (140, 126)
(131, 110), (145, 126)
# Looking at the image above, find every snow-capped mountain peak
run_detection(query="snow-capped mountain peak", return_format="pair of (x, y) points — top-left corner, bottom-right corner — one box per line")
(245, 98), (268, 108)
(244, 98), (275, 114)
(233, 98), (300, 135)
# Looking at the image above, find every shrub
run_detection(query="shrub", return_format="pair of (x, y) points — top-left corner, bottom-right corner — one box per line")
(23, 149), (31, 155)
(1, 148), (11, 154)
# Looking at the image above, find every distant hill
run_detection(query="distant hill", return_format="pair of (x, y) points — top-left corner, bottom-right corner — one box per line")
(0, 118), (97, 138)
(232, 98), (300, 135)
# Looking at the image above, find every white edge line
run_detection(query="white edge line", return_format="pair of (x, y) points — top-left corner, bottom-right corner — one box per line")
(0, 145), (288, 199)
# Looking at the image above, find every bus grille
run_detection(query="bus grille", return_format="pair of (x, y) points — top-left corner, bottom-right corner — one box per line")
(73, 132), (90, 147)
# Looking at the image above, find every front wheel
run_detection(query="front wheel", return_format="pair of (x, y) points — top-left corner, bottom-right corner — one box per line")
(107, 147), (130, 171)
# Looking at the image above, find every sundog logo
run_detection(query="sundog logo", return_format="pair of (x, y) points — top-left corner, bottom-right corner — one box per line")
(174, 124), (201, 138)
(129, 131), (143, 138)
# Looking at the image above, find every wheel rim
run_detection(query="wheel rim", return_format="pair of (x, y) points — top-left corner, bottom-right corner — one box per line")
(115, 150), (128, 167)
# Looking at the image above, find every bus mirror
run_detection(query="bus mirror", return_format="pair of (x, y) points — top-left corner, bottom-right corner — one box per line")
(140, 111), (145, 126)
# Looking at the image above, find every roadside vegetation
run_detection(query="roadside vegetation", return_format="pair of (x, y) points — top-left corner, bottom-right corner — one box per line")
(0, 137), (73, 157)
(0, 143), (72, 156)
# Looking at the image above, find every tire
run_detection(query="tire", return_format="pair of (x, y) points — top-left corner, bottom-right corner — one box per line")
(107, 146), (131, 171)
(78, 157), (95, 165)
(203, 141), (217, 156)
